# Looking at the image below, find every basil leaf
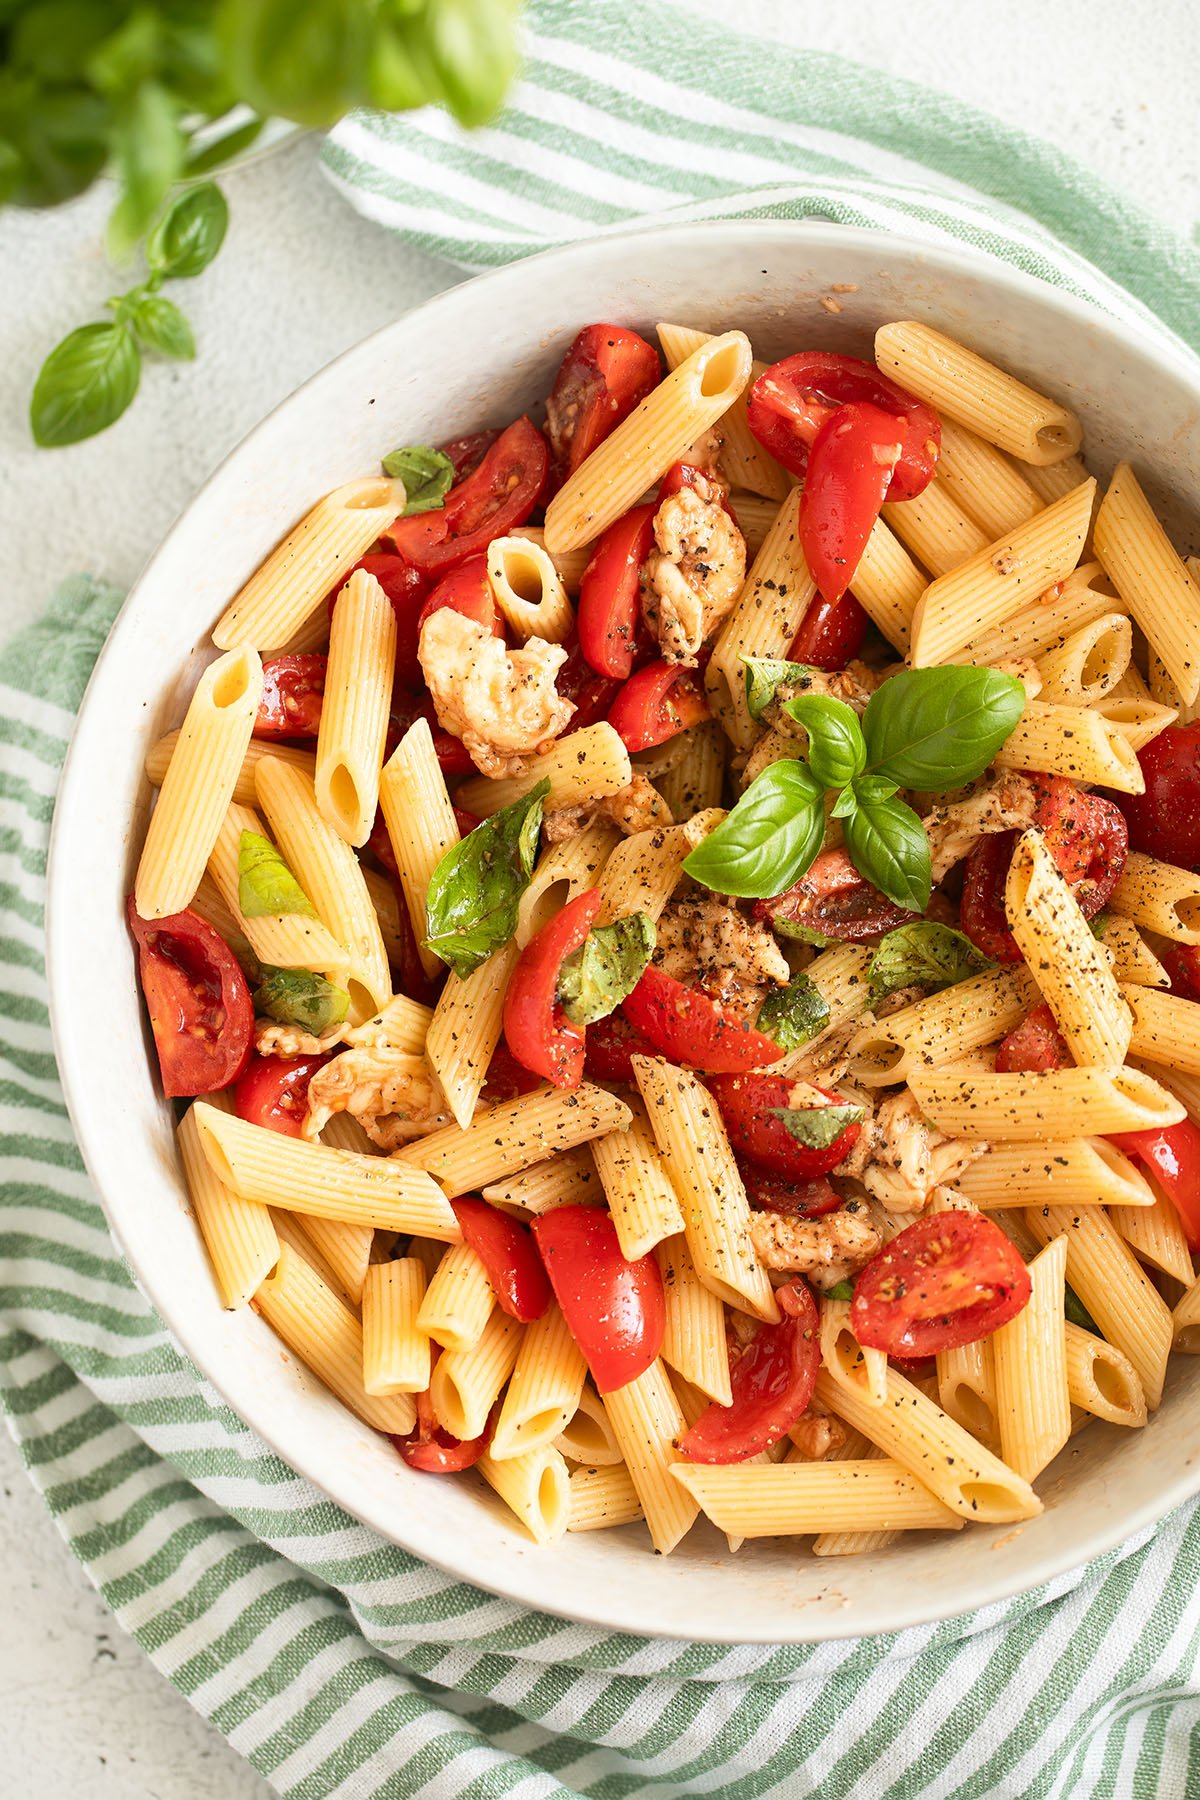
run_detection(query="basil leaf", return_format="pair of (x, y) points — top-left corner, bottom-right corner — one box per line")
(146, 181), (228, 279)
(254, 966), (349, 1036)
(683, 760), (826, 901)
(185, 119), (267, 178)
(772, 922), (841, 948)
(741, 656), (815, 722)
(770, 1101), (865, 1149)
(218, 0), (372, 128)
(868, 922), (993, 1004)
(558, 914), (656, 1028)
(424, 780), (548, 978)
(381, 444), (455, 514)
(30, 321), (140, 448)
(1090, 910), (1111, 940)
(1064, 1284), (1101, 1336)
(841, 789), (931, 914)
(780, 693), (866, 790)
(237, 830), (317, 919)
(862, 666), (1027, 790)
(130, 294), (195, 360)
(853, 774), (900, 805)
(756, 973), (830, 1052)
(826, 1279), (855, 1302)
(422, 0), (523, 128)
(106, 81), (185, 260)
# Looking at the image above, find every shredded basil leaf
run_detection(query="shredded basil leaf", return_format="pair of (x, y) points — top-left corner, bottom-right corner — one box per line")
(424, 781), (549, 979)
(254, 966), (349, 1035)
(558, 914), (655, 1028)
(756, 973), (830, 1052)
(1064, 1284), (1102, 1336)
(237, 830), (317, 919)
(740, 656), (817, 721)
(381, 444), (455, 513)
(826, 1279), (855, 1302)
(772, 922), (841, 948)
(769, 1101), (865, 1150)
(1090, 910), (1111, 940)
(868, 922), (994, 1004)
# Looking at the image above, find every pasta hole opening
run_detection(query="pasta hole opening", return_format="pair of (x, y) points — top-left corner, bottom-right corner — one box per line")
(196, 1117), (237, 1190)
(560, 1410), (611, 1458)
(1081, 628), (1125, 691)
(503, 553), (546, 605)
(521, 1406), (567, 1441)
(342, 477), (399, 511)
(1175, 1325), (1200, 1354)
(846, 1036), (905, 1082)
(1174, 897), (1200, 930)
(699, 340), (745, 399)
(522, 878), (572, 944)
(538, 1463), (566, 1519)
(957, 1478), (1020, 1516)
(327, 762), (363, 834)
(347, 980), (379, 1025)
(1093, 1360), (1133, 1408)
(211, 656), (255, 710)
(947, 1386), (996, 1443)
(1035, 422), (1080, 457)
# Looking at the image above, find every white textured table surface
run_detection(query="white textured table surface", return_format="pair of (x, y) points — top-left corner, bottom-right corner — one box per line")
(1, 3), (1196, 1795)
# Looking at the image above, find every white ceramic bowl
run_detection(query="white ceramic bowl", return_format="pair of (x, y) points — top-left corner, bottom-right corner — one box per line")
(46, 221), (1200, 1644)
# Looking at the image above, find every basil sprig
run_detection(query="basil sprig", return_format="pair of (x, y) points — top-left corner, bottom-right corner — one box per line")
(382, 445), (456, 514)
(868, 922), (994, 1005)
(238, 830), (317, 919)
(254, 966), (349, 1036)
(424, 781), (549, 979)
(756, 972), (830, 1052)
(558, 914), (655, 1027)
(683, 666), (1025, 912)
(770, 1102), (865, 1149)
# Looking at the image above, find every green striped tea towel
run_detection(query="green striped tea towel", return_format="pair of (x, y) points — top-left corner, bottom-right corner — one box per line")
(5, 0), (1200, 1792)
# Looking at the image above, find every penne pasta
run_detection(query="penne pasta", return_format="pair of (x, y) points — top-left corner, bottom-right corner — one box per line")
(875, 321), (1082, 463)
(145, 728), (317, 807)
(955, 1139), (1155, 1210)
(595, 814), (718, 926)
(844, 967), (1032, 1087)
(992, 1234), (1070, 1481)
(672, 1459), (963, 1537)
(1035, 613), (1130, 705)
(361, 1258), (431, 1395)
(906, 1064), (1185, 1141)
(1090, 695), (1179, 754)
(424, 942), (518, 1131)
(656, 1234), (733, 1405)
(1101, 917), (1170, 990)
(207, 801), (349, 978)
(1123, 984), (1200, 1074)
(416, 1242), (495, 1353)
(1111, 1188), (1195, 1286)
(482, 1146), (601, 1214)
(703, 487), (813, 747)
(554, 1383), (624, 1466)
(394, 1085), (632, 1194)
(820, 1296), (888, 1410)
(656, 326), (791, 499)
(602, 1360), (699, 1553)
(490, 1305), (589, 1461)
(992, 698), (1143, 791)
(487, 535), (575, 642)
(177, 1094), (279, 1310)
(315, 567), (396, 846)
(379, 717), (460, 981)
(567, 1462), (644, 1531)
(592, 1100), (686, 1263)
(933, 419), (1043, 539)
(1064, 1322), (1147, 1427)
(517, 823), (619, 947)
(477, 1443), (571, 1544)
(1110, 853), (1200, 946)
(881, 481), (989, 579)
(455, 723), (632, 820)
(1093, 461), (1200, 705)
(429, 1308), (523, 1441)
(1172, 1278), (1200, 1353)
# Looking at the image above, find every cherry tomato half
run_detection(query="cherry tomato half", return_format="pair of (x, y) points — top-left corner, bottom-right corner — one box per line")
(576, 502), (658, 679)
(851, 1212), (1031, 1357)
(746, 351), (940, 502)
(503, 889), (603, 1090)
(545, 323), (661, 488)
(1161, 942), (1200, 1002)
(531, 1203), (664, 1393)
(1117, 723), (1200, 870)
(621, 967), (780, 1074)
(788, 592), (869, 671)
(738, 1165), (842, 1217)
(680, 1280), (820, 1463)
(800, 401), (903, 602)
(386, 417), (548, 578)
(606, 661), (709, 753)
(710, 1073), (862, 1180)
(127, 898), (254, 1098)
(582, 1010), (655, 1084)
(416, 553), (504, 639)
(1110, 1119), (1200, 1250)
(440, 428), (501, 482)
(483, 1042), (545, 1103)
(233, 1052), (329, 1136)
(556, 629), (623, 734)
(451, 1196), (551, 1322)
(994, 1003), (1070, 1073)
(756, 848), (917, 944)
(394, 1369), (492, 1473)
(959, 830), (1022, 963)
(255, 654), (327, 739)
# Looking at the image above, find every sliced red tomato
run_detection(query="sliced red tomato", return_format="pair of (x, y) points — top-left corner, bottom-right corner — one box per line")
(710, 1073), (862, 1180)
(394, 1369), (491, 1473)
(851, 1212), (1032, 1357)
(1110, 1120), (1200, 1250)
(679, 1280), (820, 1463)
(415, 553), (504, 639)
(787, 592), (869, 671)
(126, 898), (254, 1098)
(386, 694), (474, 777)
(576, 502), (658, 679)
(483, 1042), (544, 1102)
(453, 806), (481, 838)
(1161, 942), (1200, 1002)
(1115, 723), (1200, 869)
(738, 1165), (842, 1217)
(1030, 775), (1128, 910)
(657, 459), (739, 524)
(556, 629), (622, 733)
(440, 428), (501, 482)
(545, 323), (661, 488)
(746, 351), (941, 501)
(531, 1203), (664, 1392)
(255, 654), (326, 739)
(503, 889), (602, 1090)
(582, 1010), (655, 1084)
(756, 848), (917, 944)
(233, 1052), (329, 1136)
(995, 1003), (1071, 1073)
(959, 830), (1023, 963)
(606, 661), (709, 753)
(350, 553), (432, 690)
(385, 417), (548, 577)
(451, 1196), (551, 1322)
(621, 967), (780, 1073)
(800, 401), (903, 602)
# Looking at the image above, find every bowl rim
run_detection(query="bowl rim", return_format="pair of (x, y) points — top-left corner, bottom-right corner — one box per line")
(44, 216), (1200, 1644)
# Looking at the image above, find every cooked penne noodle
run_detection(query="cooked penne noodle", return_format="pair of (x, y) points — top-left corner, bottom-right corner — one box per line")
(510, 526), (592, 593)
(207, 801), (349, 977)
(851, 517), (929, 654)
(656, 720), (726, 821)
(1091, 695), (1179, 754)
(145, 728), (317, 808)
(672, 1458), (962, 1537)
(909, 482), (1094, 667)
(595, 814), (717, 926)
(416, 1242), (495, 1352)
(633, 1056), (777, 1321)
(1035, 613), (1130, 705)
(992, 1234), (1070, 1481)
(455, 723), (632, 819)
(394, 1085), (632, 1194)
(361, 1258), (431, 1395)
(1111, 1188), (1195, 1286)
(359, 866), (407, 973)
(188, 869), (251, 955)
(135, 648), (263, 918)
(544, 331), (753, 553)
(177, 1094), (278, 1310)
(933, 419), (1043, 538)
(270, 1209), (355, 1309)
(1110, 854), (1200, 946)
(656, 1234), (733, 1405)
(992, 698), (1143, 792)
(425, 942), (518, 1131)
(727, 491), (779, 559)
(379, 717), (459, 981)
(297, 1215), (373, 1305)
(477, 1443), (571, 1544)
(1102, 917), (1170, 989)
(1123, 984), (1200, 1073)
(315, 568), (396, 845)
(881, 481), (989, 578)
(212, 477), (406, 653)
(491, 1305), (589, 1461)
(1093, 461), (1200, 706)
(1017, 453), (1091, 504)
(517, 823), (619, 947)
(342, 993), (433, 1055)
(966, 564), (1117, 666)
(593, 1101), (686, 1263)
(1172, 1278), (1200, 1353)
(482, 1146), (601, 1214)
(554, 1383), (624, 1466)
(820, 1296), (888, 1409)
(567, 1462), (644, 1531)
(430, 1309), (523, 1441)
(486, 534), (575, 643)
(844, 967), (1032, 1087)
(602, 1360), (699, 1553)
(656, 326), (791, 499)
(875, 321), (1082, 463)
(704, 487), (814, 747)
(906, 1064), (1184, 1141)
(955, 1138), (1155, 1210)
(1064, 1322), (1147, 1427)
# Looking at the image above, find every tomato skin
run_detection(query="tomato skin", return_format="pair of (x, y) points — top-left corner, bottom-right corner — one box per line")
(440, 428), (501, 482)
(546, 323), (661, 488)
(679, 1280), (820, 1463)
(415, 554), (504, 640)
(255, 654), (326, 739)
(995, 1003), (1071, 1073)
(503, 890), (602, 1090)
(531, 1203), (665, 1393)
(351, 553), (432, 689)
(738, 1165), (842, 1217)
(960, 830), (1023, 963)
(800, 401), (903, 602)
(746, 351), (940, 502)
(450, 1196), (552, 1322)
(126, 898), (254, 1098)
(1116, 724), (1200, 869)
(1161, 942), (1200, 1002)
(621, 967), (780, 1074)
(234, 1053), (329, 1136)
(583, 1010), (655, 1084)
(556, 629), (622, 733)
(606, 661), (709, 753)
(576, 502), (658, 679)
(788, 592), (869, 671)
(756, 847), (917, 944)
(453, 806), (481, 838)
(483, 1042), (544, 1103)
(394, 1369), (491, 1473)
(386, 417), (548, 577)
(851, 1212), (1032, 1357)
(710, 1073), (861, 1180)
(1110, 1120), (1200, 1250)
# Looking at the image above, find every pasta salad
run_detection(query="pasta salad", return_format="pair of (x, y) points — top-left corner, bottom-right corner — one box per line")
(129, 314), (1200, 1554)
